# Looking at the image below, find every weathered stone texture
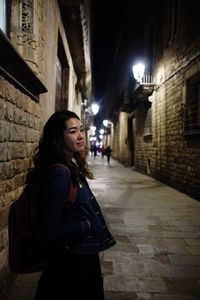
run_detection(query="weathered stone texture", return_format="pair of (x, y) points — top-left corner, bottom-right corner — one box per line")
(0, 74), (42, 280)
(10, 0), (47, 82)
(118, 112), (131, 166)
(0, 0), (92, 296)
(134, 29), (200, 200)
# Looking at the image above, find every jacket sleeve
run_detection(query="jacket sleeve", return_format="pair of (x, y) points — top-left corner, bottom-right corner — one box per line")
(37, 167), (90, 247)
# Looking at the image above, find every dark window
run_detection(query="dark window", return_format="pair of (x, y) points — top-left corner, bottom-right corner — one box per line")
(55, 32), (69, 111)
(0, 0), (10, 34)
(144, 108), (152, 134)
(184, 74), (200, 135)
(55, 57), (62, 111)
(165, 0), (178, 47)
(143, 108), (152, 142)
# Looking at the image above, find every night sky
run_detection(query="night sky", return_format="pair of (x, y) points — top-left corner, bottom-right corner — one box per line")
(91, 0), (156, 103)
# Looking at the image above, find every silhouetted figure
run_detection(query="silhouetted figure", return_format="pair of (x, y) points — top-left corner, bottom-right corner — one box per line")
(105, 146), (112, 164)
(101, 146), (105, 158)
(90, 144), (94, 156)
(93, 145), (97, 157)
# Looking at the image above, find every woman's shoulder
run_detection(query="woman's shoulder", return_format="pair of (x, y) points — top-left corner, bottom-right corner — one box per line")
(45, 164), (71, 178)
(48, 163), (70, 172)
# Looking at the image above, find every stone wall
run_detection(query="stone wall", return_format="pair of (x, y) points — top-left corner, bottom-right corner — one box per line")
(135, 67), (200, 199)
(110, 2), (200, 200)
(0, 0), (91, 296)
(118, 112), (131, 166)
(134, 2), (200, 200)
(0, 75), (42, 293)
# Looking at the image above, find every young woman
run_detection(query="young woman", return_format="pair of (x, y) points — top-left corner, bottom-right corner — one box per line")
(27, 110), (116, 299)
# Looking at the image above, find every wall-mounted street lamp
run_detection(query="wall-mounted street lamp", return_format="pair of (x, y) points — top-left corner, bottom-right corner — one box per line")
(132, 63), (145, 84)
(90, 126), (96, 132)
(130, 61), (157, 111)
(99, 129), (104, 135)
(103, 119), (109, 127)
(91, 103), (99, 115)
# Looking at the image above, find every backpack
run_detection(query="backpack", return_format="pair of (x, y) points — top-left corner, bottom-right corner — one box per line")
(8, 164), (77, 274)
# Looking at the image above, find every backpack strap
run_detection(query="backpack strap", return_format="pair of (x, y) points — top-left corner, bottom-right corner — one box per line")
(46, 163), (77, 204)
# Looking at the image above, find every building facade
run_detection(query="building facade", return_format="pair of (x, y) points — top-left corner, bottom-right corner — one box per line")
(109, 1), (200, 201)
(0, 0), (92, 296)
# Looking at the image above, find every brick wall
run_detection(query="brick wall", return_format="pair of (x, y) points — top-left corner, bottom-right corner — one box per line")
(0, 0), (91, 296)
(0, 75), (42, 293)
(134, 1), (200, 200)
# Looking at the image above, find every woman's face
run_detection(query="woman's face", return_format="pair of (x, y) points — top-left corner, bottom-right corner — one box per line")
(64, 117), (85, 155)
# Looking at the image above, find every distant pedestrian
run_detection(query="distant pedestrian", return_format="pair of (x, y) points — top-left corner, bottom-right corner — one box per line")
(101, 146), (105, 158)
(93, 144), (97, 157)
(90, 144), (94, 156)
(105, 146), (112, 164)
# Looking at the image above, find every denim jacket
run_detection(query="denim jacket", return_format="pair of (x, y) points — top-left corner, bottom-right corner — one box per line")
(37, 166), (116, 255)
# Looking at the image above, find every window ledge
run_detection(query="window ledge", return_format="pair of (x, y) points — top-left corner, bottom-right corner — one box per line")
(143, 133), (152, 137)
(183, 130), (200, 136)
(0, 29), (47, 101)
(143, 133), (152, 143)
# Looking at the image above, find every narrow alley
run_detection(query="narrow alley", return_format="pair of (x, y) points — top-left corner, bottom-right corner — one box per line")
(3, 156), (200, 300)
(1, 1), (200, 299)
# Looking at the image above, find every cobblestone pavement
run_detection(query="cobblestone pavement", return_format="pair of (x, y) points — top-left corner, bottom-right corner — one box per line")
(3, 156), (200, 300)
(89, 156), (200, 300)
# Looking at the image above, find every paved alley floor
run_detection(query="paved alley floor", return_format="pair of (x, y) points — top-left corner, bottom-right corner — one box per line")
(2, 156), (200, 299)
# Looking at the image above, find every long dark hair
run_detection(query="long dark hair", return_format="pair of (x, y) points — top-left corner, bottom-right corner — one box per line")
(27, 110), (93, 184)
